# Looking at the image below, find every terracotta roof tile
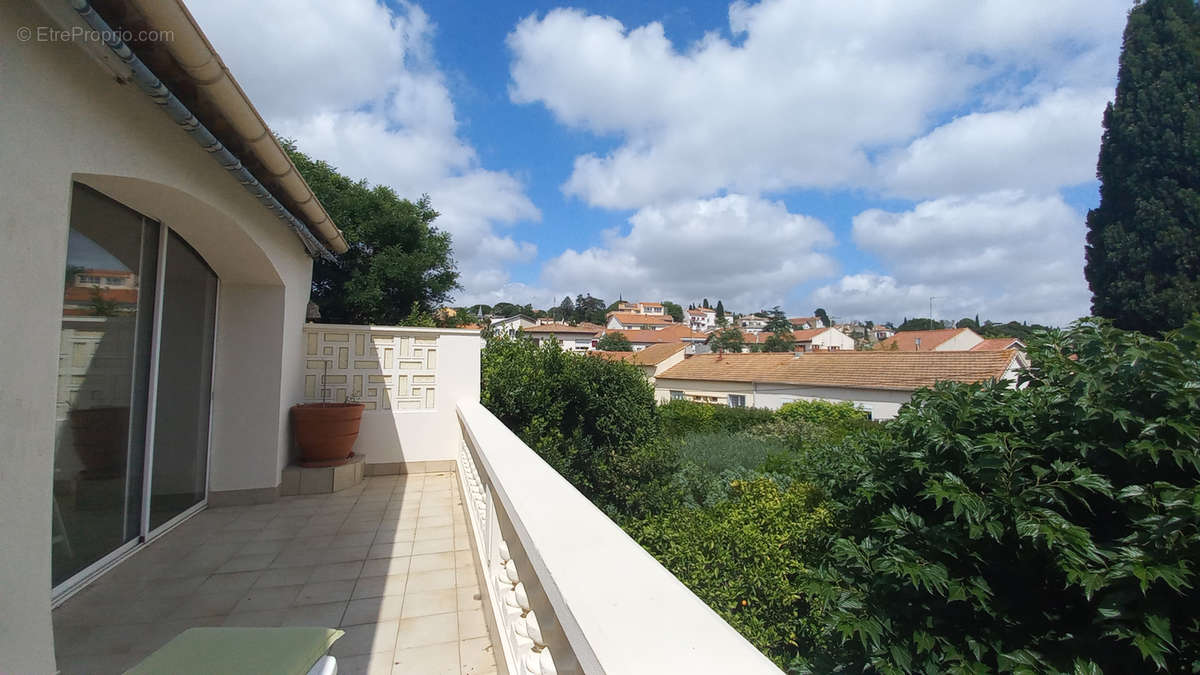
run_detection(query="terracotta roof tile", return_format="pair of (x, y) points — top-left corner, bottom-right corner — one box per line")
(608, 325), (707, 343)
(656, 350), (1018, 391)
(524, 322), (604, 334)
(878, 328), (971, 351)
(590, 342), (686, 365)
(972, 337), (1024, 351)
(607, 312), (675, 325)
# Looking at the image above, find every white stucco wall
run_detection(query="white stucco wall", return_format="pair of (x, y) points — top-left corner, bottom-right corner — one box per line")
(752, 384), (913, 420)
(934, 329), (984, 351)
(302, 326), (482, 465)
(655, 379), (756, 406)
(812, 328), (856, 350)
(0, 3), (315, 669)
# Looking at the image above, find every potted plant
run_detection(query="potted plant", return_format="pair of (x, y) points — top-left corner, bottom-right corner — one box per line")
(291, 366), (365, 467)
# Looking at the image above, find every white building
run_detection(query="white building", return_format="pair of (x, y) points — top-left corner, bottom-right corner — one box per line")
(739, 316), (768, 333)
(524, 323), (603, 351)
(793, 327), (857, 351)
(490, 314), (535, 337)
(655, 350), (1025, 419)
(688, 307), (717, 332)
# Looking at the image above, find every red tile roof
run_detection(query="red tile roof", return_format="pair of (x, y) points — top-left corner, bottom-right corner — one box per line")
(608, 324), (708, 343)
(63, 287), (140, 305)
(607, 312), (675, 325)
(590, 342), (686, 366)
(524, 322), (604, 334)
(971, 337), (1024, 351)
(657, 350), (1019, 391)
(878, 328), (973, 351)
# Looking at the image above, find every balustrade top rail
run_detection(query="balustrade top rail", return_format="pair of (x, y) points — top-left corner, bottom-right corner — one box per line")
(457, 399), (782, 674)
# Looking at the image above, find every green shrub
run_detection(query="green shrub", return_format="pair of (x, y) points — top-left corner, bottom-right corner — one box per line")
(805, 318), (1200, 672)
(481, 335), (679, 518)
(659, 399), (775, 438)
(629, 479), (838, 670)
(671, 431), (793, 508)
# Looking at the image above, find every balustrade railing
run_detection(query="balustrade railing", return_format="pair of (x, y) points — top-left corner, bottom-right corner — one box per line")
(455, 399), (782, 675)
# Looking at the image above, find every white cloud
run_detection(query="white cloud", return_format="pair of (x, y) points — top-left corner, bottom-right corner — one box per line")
(540, 194), (837, 311)
(811, 192), (1091, 325)
(188, 0), (539, 301)
(880, 88), (1112, 199)
(507, 1), (1127, 209)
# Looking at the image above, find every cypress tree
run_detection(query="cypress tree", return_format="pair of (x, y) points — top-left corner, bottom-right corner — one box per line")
(1085, 0), (1200, 334)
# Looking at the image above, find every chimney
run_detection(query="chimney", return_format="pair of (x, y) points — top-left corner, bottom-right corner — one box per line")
(914, 337), (922, 351)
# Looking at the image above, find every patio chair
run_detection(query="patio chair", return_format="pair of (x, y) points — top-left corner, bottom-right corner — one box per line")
(124, 627), (343, 675)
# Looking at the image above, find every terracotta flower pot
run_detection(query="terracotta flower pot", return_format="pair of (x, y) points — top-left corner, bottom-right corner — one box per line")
(291, 403), (365, 467)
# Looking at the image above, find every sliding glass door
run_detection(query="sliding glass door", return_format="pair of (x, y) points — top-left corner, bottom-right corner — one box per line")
(148, 232), (217, 530)
(52, 184), (217, 594)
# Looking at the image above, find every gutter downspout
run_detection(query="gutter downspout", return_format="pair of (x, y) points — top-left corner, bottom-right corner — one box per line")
(66, 0), (337, 263)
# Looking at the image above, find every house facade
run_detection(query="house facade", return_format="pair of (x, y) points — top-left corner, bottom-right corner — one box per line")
(489, 314), (536, 337)
(739, 315), (768, 333)
(687, 307), (717, 332)
(605, 312), (675, 330)
(655, 351), (1024, 419)
(524, 323), (603, 351)
(0, 1), (357, 668)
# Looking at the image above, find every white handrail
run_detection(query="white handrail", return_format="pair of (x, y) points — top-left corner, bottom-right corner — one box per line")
(456, 399), (782, 674)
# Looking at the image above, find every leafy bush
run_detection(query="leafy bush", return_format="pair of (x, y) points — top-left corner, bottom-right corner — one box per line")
(805, 319), (1200, 672)
(672, 432), (792, 508)
(629, 479), (838, 670)
(481, 335), (678, 518)
(595, 331), (633, 351)
(776, 399), (867, 428)
(659, 399), (775, 438)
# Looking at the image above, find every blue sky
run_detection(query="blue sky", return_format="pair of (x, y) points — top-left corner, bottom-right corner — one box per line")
(190, 0), (1131, 325)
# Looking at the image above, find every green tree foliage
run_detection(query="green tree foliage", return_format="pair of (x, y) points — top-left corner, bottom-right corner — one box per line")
(573, 294), (607, 324)
(709, 326), (745, 353)
(629, 480), (837, 670)
(662, 300), (684, 323)
(481, 335), (678, 518)
(956, 317), (979, 329)
(716, 300), (726, 322)
(814, 308), (831, 327)
(285, 141), (458, 324)
(805, 318), (1200, 672)
(595, 332), (633, 351)
(761, 331), (794, 352)
(776, 399), (867, 429)
(897, 317), (944, 331)
(702, 298), (711, 309)
(658, 399), (775, 439)
(1085, 0), (1200, 334)
(491, 302), (529, 318)
(551, 296), (575, 322)
(977, 320), (1052, 341)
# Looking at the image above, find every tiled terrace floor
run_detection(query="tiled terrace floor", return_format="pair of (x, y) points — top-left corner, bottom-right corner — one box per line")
(52, 472), (496, 675)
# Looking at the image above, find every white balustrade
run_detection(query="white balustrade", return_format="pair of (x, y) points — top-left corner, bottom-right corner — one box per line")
(454, 399), (782, 675)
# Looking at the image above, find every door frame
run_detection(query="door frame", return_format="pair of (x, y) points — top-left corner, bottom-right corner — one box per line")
(51, 217), (219, 607)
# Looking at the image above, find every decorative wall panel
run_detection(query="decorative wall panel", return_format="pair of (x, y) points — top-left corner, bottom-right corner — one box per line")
(302, 326), (438, 411)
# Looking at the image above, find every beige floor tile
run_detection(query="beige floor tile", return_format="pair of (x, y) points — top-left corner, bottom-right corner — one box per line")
(406, 569), (456, 593)
(374, 527), (416, 544)
(455, 565), (478, 588)
(392, 641), (459, 675)
(343, 595), (406, 626)
(196, 571), (260, 594)
(352, 573), (408, 600)
(331, 619), (400, 657)
(331, 532), (377, 548)
(308, 560), (365, 583)
(215, 553), (277, 574)
(254, 565), (315, 588)
(167, 590), (243, 619)
(368, 541), (414, 559)
(221, 608), (288, 627)
(457, 609), (488, 639)
(238, 539), (290, 556)
(361, 557), (410, 578)
(322, 545), (372, 565)
(409, 552), (455, 573)
(337, 650), (395, 675)
(395, 612), (458, 650)
(296, 579), (357, 606)
(457, 587), (484, 613)
(459, 636), (497, 675)
(279, 601), (347, 628)
(234, 585), (302, 612)
(412, 537), (456, 555)
(401, 589), (457, 619)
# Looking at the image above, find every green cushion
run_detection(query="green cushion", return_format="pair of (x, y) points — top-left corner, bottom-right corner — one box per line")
(125, 627), (343, 675)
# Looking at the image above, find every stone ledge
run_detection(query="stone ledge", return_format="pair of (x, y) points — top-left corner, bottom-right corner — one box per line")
(364, 460), (455, 476)
(280, 453), (365, 496)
